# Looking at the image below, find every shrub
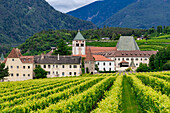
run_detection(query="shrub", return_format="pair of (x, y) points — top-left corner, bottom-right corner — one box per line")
(163, 63), (170, 70)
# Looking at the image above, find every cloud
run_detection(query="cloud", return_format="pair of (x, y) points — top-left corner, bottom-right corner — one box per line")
(45, 0), (98, 13)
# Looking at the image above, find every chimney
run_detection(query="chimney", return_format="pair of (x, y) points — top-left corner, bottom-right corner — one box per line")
(58, 54), (59, 60)
(41, 53), (44, 60)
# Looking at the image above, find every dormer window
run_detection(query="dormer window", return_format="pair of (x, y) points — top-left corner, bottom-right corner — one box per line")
(24, 59), (26, 61)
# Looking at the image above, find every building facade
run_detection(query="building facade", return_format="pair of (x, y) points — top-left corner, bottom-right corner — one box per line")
(4, 48), (34, 81)
(34, 55), (82, 77)
(93, 55), (115, 72)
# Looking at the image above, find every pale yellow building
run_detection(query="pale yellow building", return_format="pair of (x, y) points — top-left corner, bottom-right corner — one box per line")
(34, 55), (82, 77)
(4, 48), (34, 81)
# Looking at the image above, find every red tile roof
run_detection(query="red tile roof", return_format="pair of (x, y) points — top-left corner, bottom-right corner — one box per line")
(6, 48), (34, 63)
(93, 55), (112, 61)
(46, 50), (53, 56)
(86, 47), (117, 54)
(72, 55), (86, 58)
(20, 56), (34, 63)
(7, 48), (22, 58)
(95, 50), (157, 57)
(114, 51), (157, 57)
(84, 48), (94, 61)
(119, 60), (129, 63)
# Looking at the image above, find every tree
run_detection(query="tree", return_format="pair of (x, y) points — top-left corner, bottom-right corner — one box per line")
(149, 54), (155, 70)
(111, 33), (116, 40)
(86, 67), (89, 73)
(125, 67), (133, 72)
(33, 65), (47, 79)
(167, 27), (170, 34)
(163, 63), (170, 70)
(52, 39), (71, 55)
(95, 64), (99, 72)
(0, 63), (9, 81)
(148, 28), (156, 34)
(136, 63), (151, 72)
(154, 48), (170, 71)
(157, 25), (162, 33)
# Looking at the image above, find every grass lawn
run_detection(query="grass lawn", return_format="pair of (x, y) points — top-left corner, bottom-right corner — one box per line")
(122, 76), (141, 113)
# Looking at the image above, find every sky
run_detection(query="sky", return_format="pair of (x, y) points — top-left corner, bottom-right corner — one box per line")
(45, 0), (98, 13)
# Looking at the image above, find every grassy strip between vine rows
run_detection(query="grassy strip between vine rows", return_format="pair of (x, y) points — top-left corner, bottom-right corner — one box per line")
(146, 72), (170, 82)
(1, 77), (104, 113)
(36, 76), (115, 113)
(0, 79), (81, 103)
(136, 73), (170, 96)
(126, 74), (170, 113)
(92, 75), (123, 113)
(0, 78), (90, 110)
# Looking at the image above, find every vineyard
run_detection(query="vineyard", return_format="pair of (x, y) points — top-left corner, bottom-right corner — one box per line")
(0, 72), (169, 113)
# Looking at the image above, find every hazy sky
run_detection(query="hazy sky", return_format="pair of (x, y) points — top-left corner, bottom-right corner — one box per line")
(45, 0), (98, 13)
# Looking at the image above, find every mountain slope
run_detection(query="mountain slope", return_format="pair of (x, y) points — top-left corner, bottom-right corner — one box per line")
(67, 0), (137, 25)
(0, 0), (96, 44)
(101, 0), (170, 29)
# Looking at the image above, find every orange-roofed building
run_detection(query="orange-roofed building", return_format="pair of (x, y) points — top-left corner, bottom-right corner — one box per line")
(4, 48), (34, 81)
(86, 47), (117, 54)
(93, 55), (115, 72)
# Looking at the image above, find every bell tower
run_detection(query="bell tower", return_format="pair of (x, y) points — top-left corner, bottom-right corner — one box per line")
(72, 31), (86, 55)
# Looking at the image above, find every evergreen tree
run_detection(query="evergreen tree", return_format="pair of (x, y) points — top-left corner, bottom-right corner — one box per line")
(136, 63), (151, 72)
(111, 33), (116, 40)
(149, 54), (155, 70)
(153, 47), (170, 71)
(33, 65), (47, 79)
(1, 53), (5, 61)
(0, 63), (9, 81)
(157, 25), (162, 33)
(52, 39), (71, 55)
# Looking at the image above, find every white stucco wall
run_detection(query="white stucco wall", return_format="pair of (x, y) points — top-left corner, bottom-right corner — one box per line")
(109, 57), (150, 71)
(72, 40), (86, 55)
(95, 61), (115, 71)
(37, 64), (81, 77)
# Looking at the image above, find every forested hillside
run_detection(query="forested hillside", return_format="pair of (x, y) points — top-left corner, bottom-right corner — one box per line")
(0, 0), (96, 54)
(68, 0), (170, 29)
(68, 0), (136, 25)
(102, 0), (170, 29)
(18, 27), (147, 55)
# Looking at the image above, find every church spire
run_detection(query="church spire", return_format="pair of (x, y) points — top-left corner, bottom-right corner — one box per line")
(73, 31), (85, 41)
(1, 53), (5, 61)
